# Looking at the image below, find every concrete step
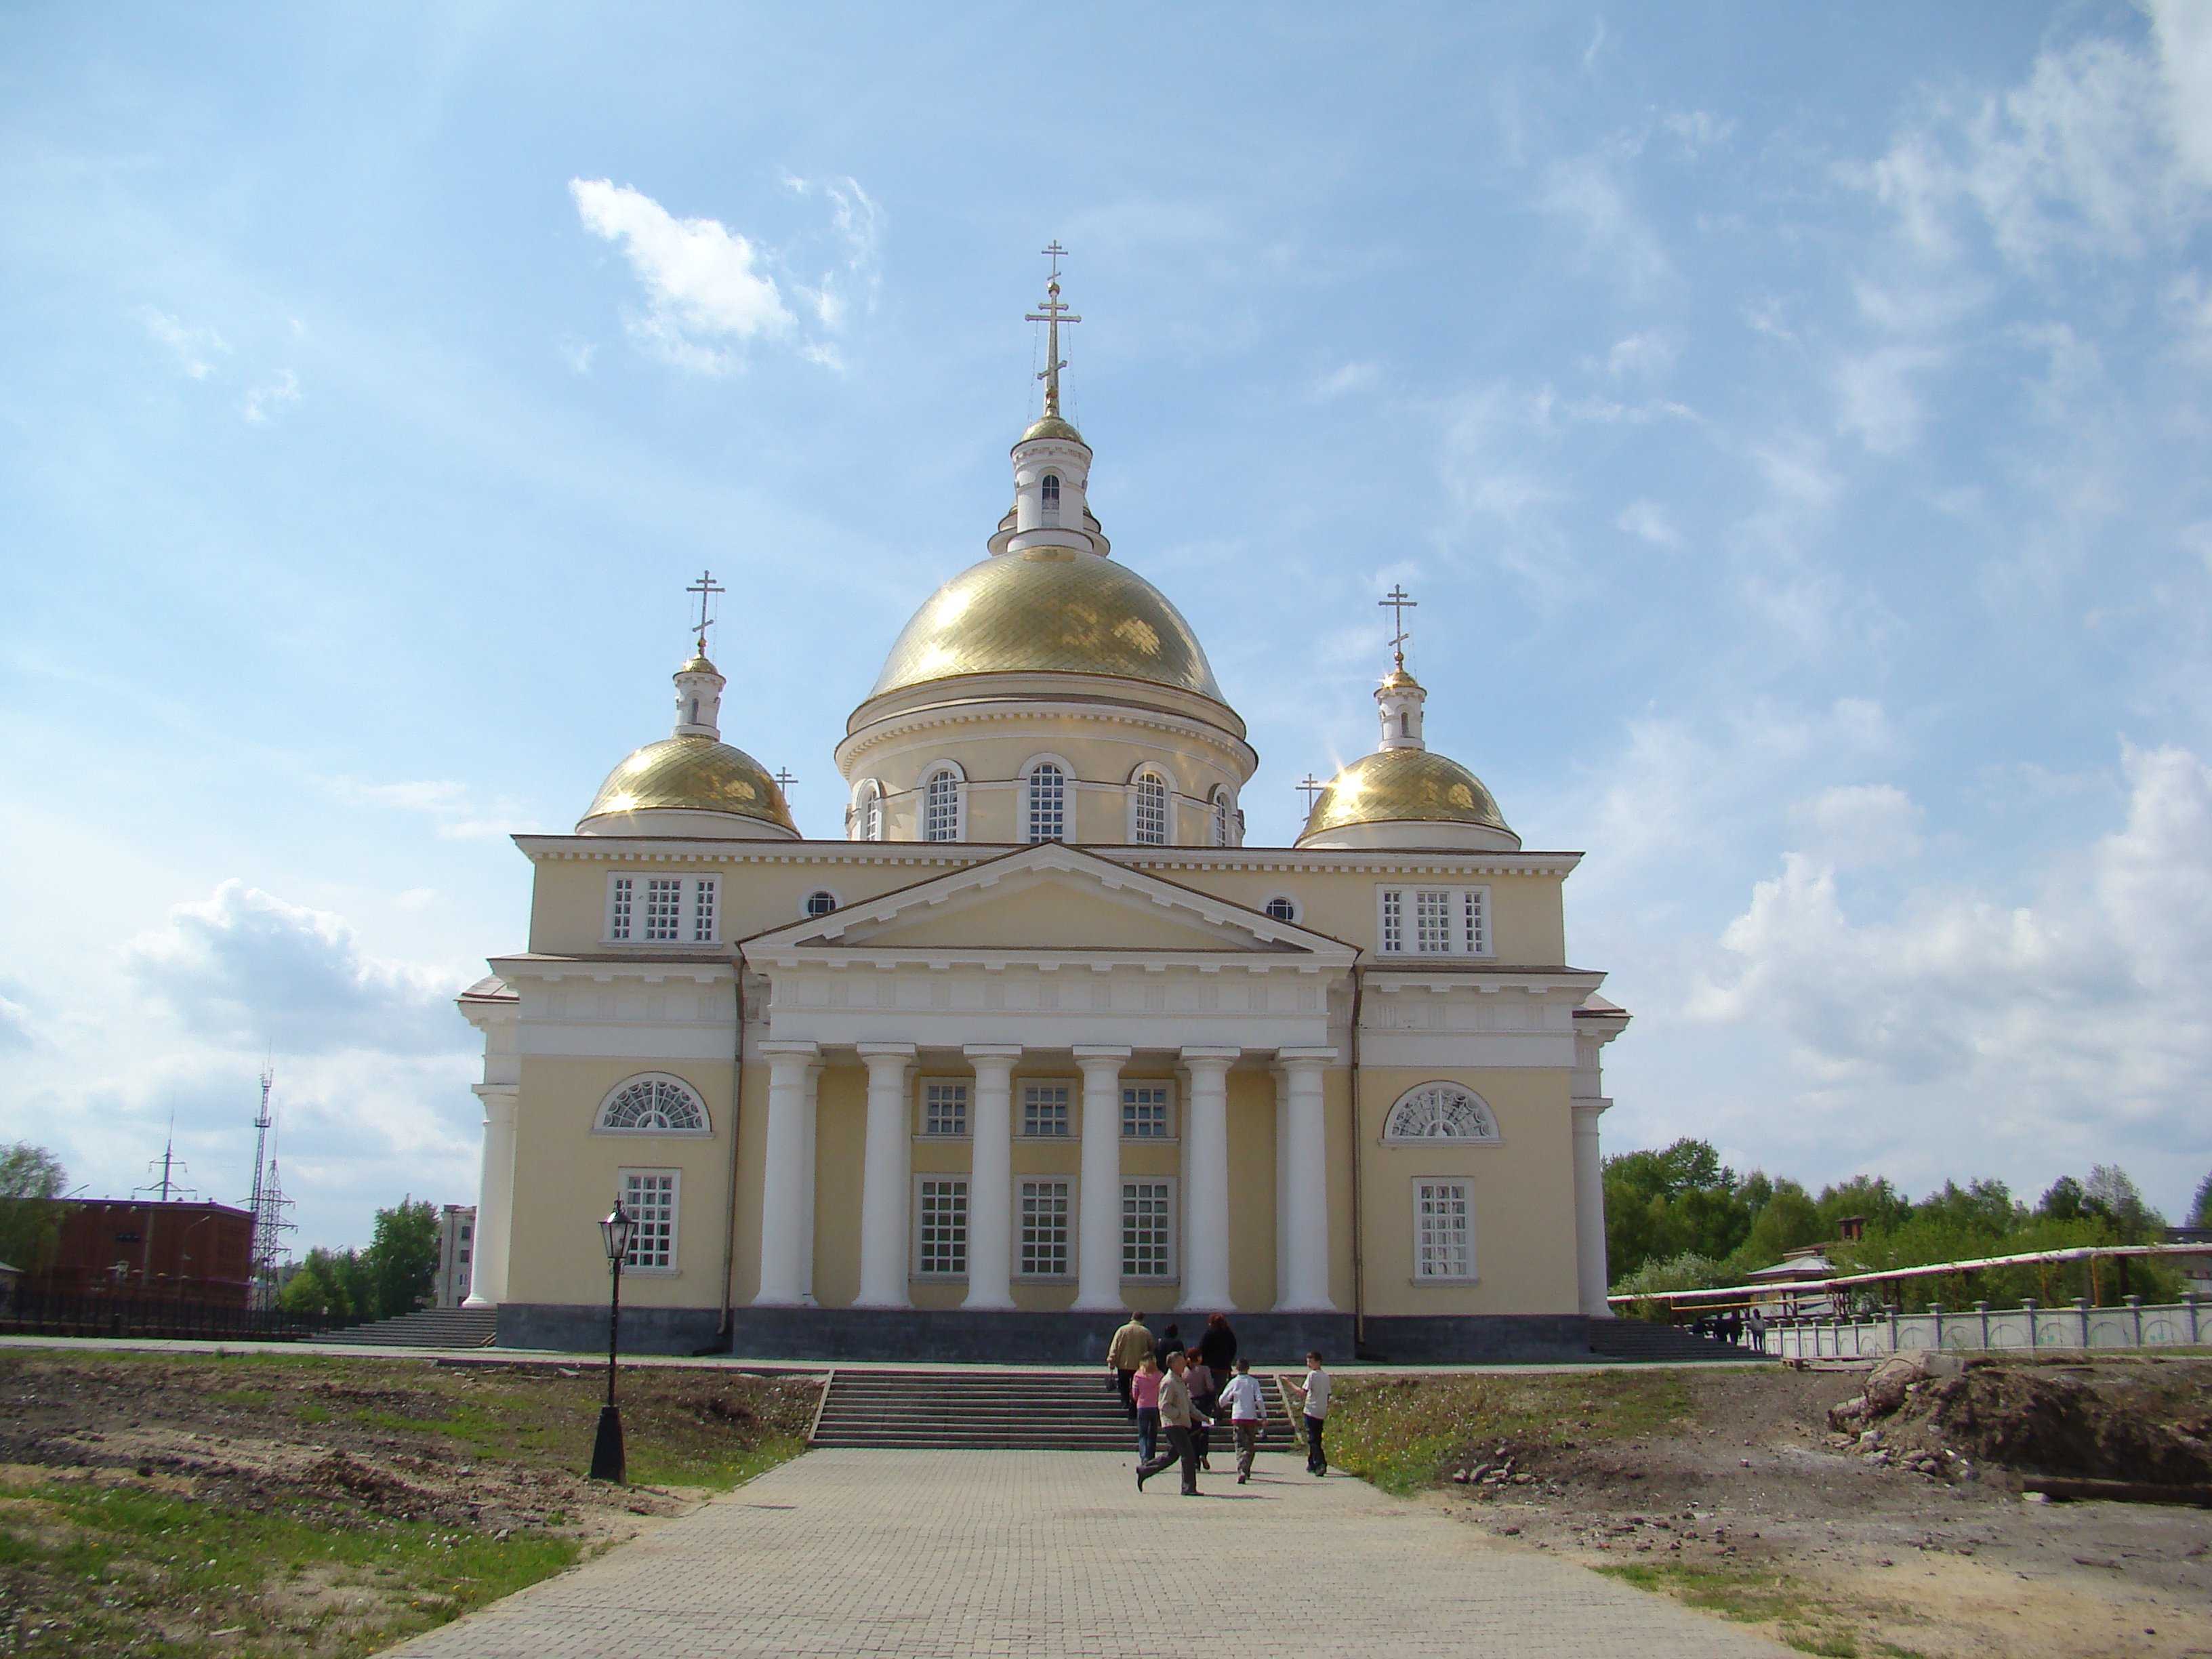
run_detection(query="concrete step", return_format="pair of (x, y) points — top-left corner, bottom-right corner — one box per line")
(812, 1363), (1135, 1451)
(323, 1308), (499, 1348)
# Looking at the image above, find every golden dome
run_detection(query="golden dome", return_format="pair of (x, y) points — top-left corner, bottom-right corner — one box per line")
(1300, 748), (1511, 840)
(678, 651), (717, 676)
(582, 735), (796, 832)
(1019, 413), (1087, 446)
(867, 547), (1227, 705)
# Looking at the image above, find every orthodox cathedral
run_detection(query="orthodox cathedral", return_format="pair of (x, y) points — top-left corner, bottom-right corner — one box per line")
(457, 260), (1628, 1360)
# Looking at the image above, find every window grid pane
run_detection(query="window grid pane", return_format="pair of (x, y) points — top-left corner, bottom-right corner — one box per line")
(692, 878), (717, 943)
(1019, 1179), (1070, 1276)
(609, 877), (634, 940)
(918, 1179), (968, 1275)
(1027, 764), (1065, 842)
(1134, 774), (1167, 844)
(1122, 1180), (1171, 1278)
(924, 772), (959, 842)
(1212, 792), (1229, 847)
(622, 1172), (677, 1269)
(1415, 1181), (1472, 1279)
(644, 878), (682, 942)
(1265, 897), (1296, 923)
(1462, 888), (1487, 954)
(1380, 889), (1404, 953)
(923, 1081), (969, 1138)
(1120, 1084), (1170, 1139)
(1021, 1083), (1071, 1138)
(1414, 888), (1452, 954)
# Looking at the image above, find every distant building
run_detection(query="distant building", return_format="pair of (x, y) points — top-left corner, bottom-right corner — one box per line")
(29, 1199), (254, 1307)
(434, 1204), (476, 1308)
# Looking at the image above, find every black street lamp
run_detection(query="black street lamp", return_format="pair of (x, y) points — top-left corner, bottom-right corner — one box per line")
(589, 1197), (632, 1483)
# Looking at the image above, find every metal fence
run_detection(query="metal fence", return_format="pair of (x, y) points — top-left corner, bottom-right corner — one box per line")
(0, 1289), (347, 1343)
(1763, 1294), (2209, 1359)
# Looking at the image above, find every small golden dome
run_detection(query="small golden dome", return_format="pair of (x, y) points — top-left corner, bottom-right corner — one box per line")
(582, 735), (796, 832)
(1018, 413), (1088, 446)
(678, 652), (717, 676)
(1378, 665), (1421, 691)
(867, 546), (1227, 704)
(1299, 748), (1511, 840)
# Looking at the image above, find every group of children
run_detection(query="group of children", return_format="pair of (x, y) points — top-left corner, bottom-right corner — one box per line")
(1107, 1311), (1332, 1497)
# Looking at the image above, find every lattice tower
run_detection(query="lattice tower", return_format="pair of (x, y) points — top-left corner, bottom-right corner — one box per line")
(243, 1066), (296, 1307)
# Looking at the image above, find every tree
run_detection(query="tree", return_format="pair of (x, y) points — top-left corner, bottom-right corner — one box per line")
(279, 1248), (352, 1317)
(1737, 1179), (1823, 1268)
(2193, 1169), (2212, 1229)
(365, 1199), (439, 1317)
(0, 1142), (68, 1274)
(2037, 1175), (2087, 1222)
(1815, 1175), (1913, 1237)
(2081, 1165), (2163, 1242)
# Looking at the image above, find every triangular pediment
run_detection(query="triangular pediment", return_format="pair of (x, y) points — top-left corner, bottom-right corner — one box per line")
(743, 843), (1351, 961)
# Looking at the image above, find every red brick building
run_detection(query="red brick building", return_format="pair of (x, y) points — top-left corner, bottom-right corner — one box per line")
(32, 1200), (255, 1307)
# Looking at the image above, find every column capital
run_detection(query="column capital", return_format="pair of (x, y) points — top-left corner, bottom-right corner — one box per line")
(1571, 1097), (1612, 1122)
(857, 1042), (918, 1062)
(1178, 1045), (1240, 1068)
(759, 1039), (821, 1059)
(962, 1042), (1024, 1059)
(1072, 1045), (1132, 1072)
(1274, 1046), (1337, 1069)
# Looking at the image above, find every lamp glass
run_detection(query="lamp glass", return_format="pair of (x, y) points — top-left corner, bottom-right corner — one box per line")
(599, 1200), (634, 1265)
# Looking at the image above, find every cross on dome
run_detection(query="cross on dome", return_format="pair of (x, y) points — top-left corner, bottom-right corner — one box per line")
(1379, 583), (1418, 674)
(685, 569), (726, 655)
(1296, 773), (1327, 811)
(1025, 242), (1082, 419)
(773, 766), (797, 794)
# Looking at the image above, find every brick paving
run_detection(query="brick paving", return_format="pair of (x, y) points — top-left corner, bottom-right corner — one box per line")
(386, 1450), (1791, 1657)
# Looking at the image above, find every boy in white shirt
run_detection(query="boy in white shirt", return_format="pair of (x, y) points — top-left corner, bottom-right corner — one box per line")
(1216, 1357), (1267, 1484)
(1295, 1350), (1332, 1476)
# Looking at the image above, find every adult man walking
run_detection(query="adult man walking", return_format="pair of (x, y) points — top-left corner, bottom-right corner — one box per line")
(1135, 1352), (1210, 1496)
(1216, 1357), (1266, 1484)
(1106, 1310), (1154, 1420)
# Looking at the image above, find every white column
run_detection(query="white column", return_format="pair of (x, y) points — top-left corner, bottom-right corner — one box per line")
(1273, 1080), (1290, 1311)
(1572, 1099), (1613, 1318)
(800, 1057), (823, 1303)
(754, 1041), (818, 1305)
(461, 1086), (516, 1309)
(1178, 1046), (1237, 1311)
(963, 1045), (1021, 1309)
(1073, 1046), (1130, 1311)
(856, 1044), (917, 1308)
(1275, 1049), (1336, 1311)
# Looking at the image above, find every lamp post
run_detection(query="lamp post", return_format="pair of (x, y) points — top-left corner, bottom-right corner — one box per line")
(590, 1197), (632, 1483)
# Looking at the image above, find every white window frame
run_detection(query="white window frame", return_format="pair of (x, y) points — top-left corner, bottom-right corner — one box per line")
(619, 1168), (680, 1274)
(1382, 1082), (1502, 1145)
(593, 1073), (714, 1136)
(1119, 1081), (1174, 1142)
(1120, 1176), (1177, 1282)
(1128, 767), (1170, 846)
(920, 762), (966, 843)
(644, 874), (684, 942)
(1263, 894), (1300, 924)
(916, 1077), (970, 1139)
(607, 874), (720, 945)
(1210, 787), (1232, 848)
(1019, 1079), (1074, 1139)
(691, 876), (718, 944)
(912, 1174), (969, 1278)
(1374, 884), (1492, 957)
(1017, 1177), (1073, 1279)
(801, 888), (842, 920)
(1023, 756), (1072, 844)
(1412, 1177), (1475, 1283)
(850, 780), (884, 842)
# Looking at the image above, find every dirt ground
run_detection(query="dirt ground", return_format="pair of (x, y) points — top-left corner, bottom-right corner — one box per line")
(1414, 1357), (2212, 1659)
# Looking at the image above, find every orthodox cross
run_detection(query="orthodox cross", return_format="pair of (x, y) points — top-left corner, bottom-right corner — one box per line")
(1297, 773), (1327, 811)
(1379, 583), (1418, 671)
(1025, 241), (1082, 419)
(773, 767), (797, 796)
(685, 569), (725, 653)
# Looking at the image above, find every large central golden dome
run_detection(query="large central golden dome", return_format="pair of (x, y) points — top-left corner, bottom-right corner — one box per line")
(868, 547), (1226, 704)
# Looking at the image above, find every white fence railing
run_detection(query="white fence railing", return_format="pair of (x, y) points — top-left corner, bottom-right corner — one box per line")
(1763, 1294), (2209, 1359)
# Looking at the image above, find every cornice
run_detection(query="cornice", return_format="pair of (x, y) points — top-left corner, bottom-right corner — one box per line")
(837, 697), (1257, 775)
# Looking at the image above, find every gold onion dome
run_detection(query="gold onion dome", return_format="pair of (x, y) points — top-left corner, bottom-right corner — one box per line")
(1019, 413), (1088, 446)
(868, 546), (1227, 704)
(1301, 747), (1513, 839)
(583, 735), (796, 832)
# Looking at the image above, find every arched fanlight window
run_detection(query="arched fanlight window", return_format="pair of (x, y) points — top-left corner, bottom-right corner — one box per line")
(922, 768), (961, 842)
(1383, 1082), (1501, 1143)
(804, 889), (839, 918)
(1210, 787), (1232, 848)
(1041, 473), (1061, 510)
(1132, 770), (1168, 845)
(596, 1074), (710, 1134)
(1027, 761), (1065, 842)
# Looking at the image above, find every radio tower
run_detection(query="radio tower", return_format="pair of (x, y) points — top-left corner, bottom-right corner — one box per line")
(244, 1065), (295, 1308)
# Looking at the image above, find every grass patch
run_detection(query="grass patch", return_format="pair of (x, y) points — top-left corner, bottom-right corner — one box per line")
(1596, 1563), (1926, 1659)
(1324, 1369), (1696, 1496)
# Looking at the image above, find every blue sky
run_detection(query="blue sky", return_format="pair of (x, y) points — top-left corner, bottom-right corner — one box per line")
(3, 3), (2209, 1249)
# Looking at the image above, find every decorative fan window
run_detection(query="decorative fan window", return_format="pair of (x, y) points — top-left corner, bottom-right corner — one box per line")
(597, 1075), (710, 1134)
(922, 768), (962, 842)
(1383, 1083), (1500, 1143)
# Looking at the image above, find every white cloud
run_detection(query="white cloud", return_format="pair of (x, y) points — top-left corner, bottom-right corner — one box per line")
(0, 989), (30, 1052)
(1603, 329), (1679, 380)
(558, 335), (598, 375)
(571, 178), (797, 374)
(1615, 498), (1682, 550)
(1661, 110), (1736, 158)
(1792, 783), (1924, 867)
(1311, 361), (1381, 401)
(2148, 0), (2212, 188)
(322, 775), (539, 841)
(136, 307), (230, 379)
(783, 172), (884, 333)
(1835, 344), (1945, 456)
(2166, 270), (2212, 363)
(241, 368), (300, 424)
(1536, 155), (1671, 295)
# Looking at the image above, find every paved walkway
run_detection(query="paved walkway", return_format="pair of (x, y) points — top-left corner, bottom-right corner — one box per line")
(386, 1450), (1791, 1658)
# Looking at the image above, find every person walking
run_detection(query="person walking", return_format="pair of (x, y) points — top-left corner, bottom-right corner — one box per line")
(1107, 1310), (1154, 1420)
(1158, 1323), (1185, 1364)
(1292, 1350), (1332, 1476)
(1184, 1351), (1216, 1470)
(1136, 1352), (1210, 1496)
(1130, 1353), (1162, 1465)
(1197, 1311), (1237, 1376)
(1217, 1357), (1266, 1485)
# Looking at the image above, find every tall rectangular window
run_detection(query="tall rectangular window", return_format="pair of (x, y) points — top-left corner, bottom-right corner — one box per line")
(921, 1080), (969, 1138)
(1019, 1179), (1070, 1277)
(691, 877), (718, 943)
(1414, 1179), (1473, 1280)
(621, 1170), (678, 1270)
(1380, 888), (1404, 954)
(1027, 764), (1065, 842)
(1021, 1082), (1071, 1138)
(1461, 888), (1488, 955)
(1133, 773), (1168, 844)
(609, 876), (634, 941)
(923, 771), (960, 842)
(644, 878), (683, 942)
(1122, 1179), (1172, 1279)
(916, 1178), (968, 1276)
(1414, 888), (1452, 954)
(1120, 1084), (1171, 1140)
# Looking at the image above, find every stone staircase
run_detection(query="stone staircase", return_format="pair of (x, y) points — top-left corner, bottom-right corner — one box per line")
(810, 1367), (1136, 1450)
(321, 1307), (499, 1349)
(1585, 1318), (1766, 1363)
